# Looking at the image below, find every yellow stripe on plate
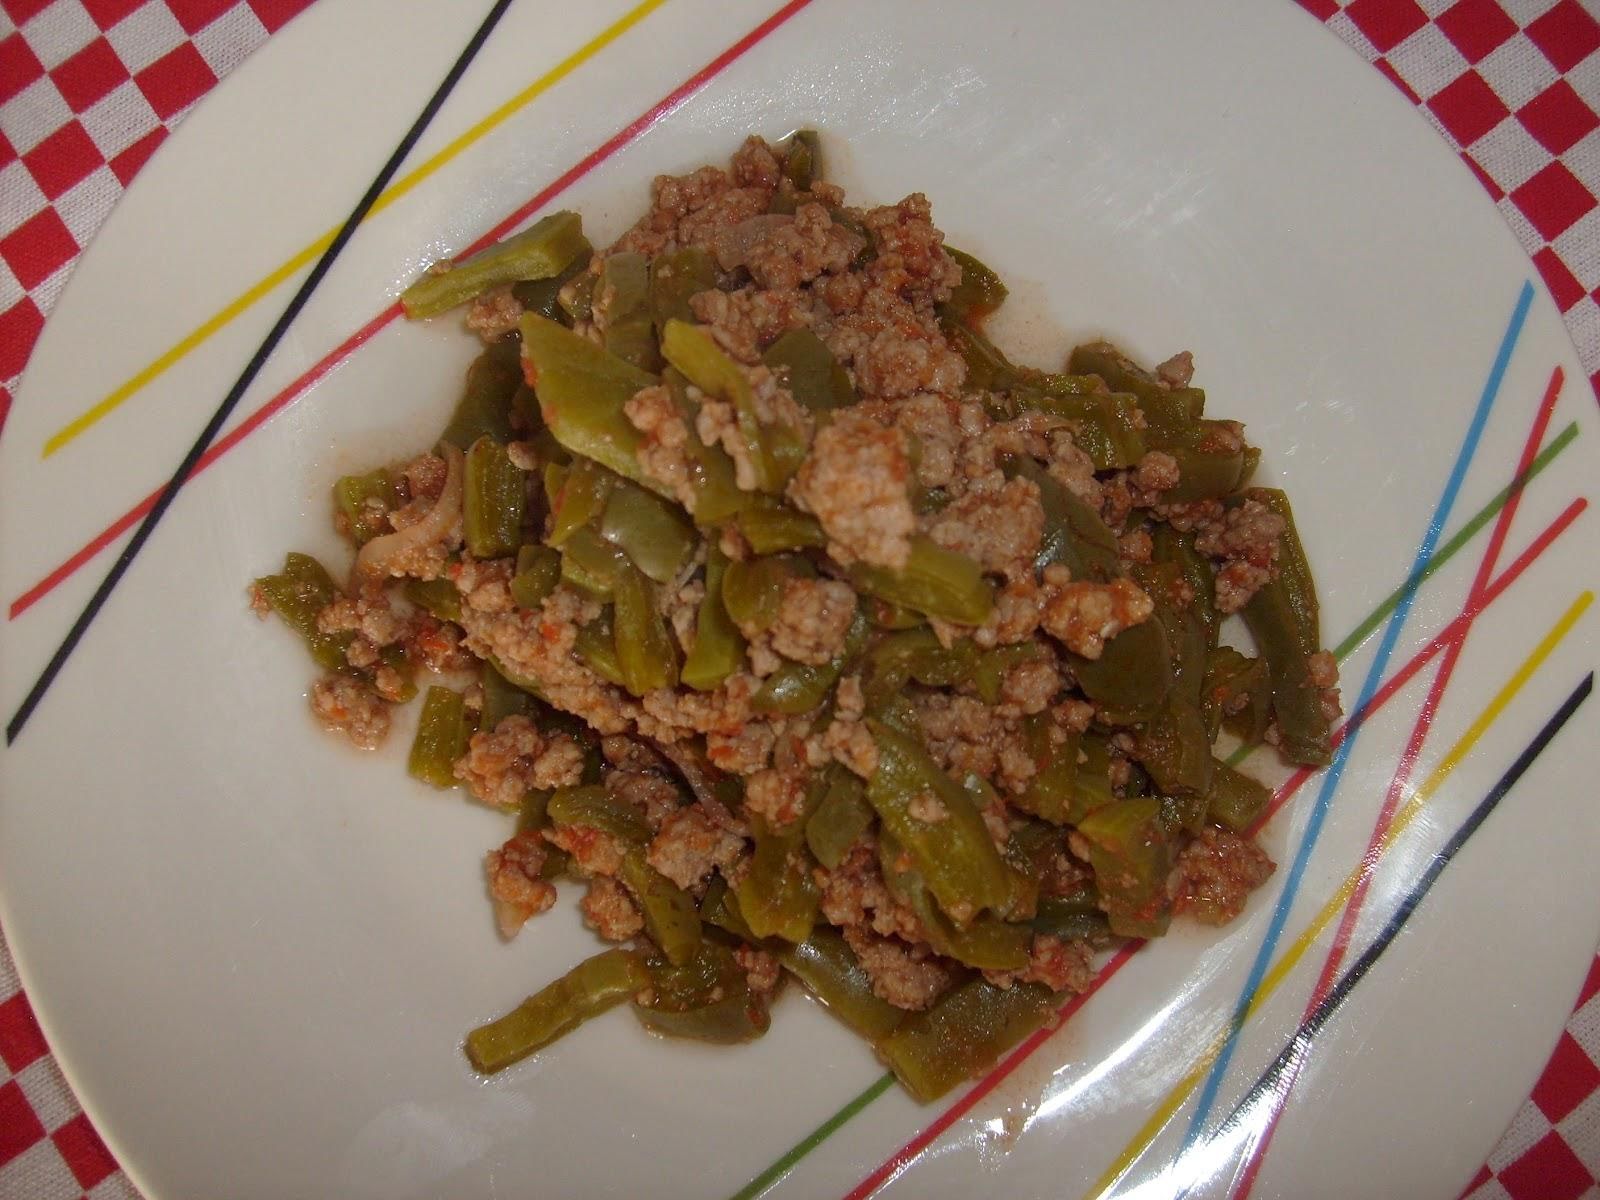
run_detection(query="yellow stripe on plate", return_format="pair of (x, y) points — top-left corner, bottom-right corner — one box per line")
(1083, 589), (1594, 1200)
(41, 0), (669, 459)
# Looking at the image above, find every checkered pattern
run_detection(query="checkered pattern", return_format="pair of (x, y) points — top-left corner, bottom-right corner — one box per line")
(0, 1), (1598, 1198)
(1313, 0), (1600, 400)
(0, 0), (315, 435)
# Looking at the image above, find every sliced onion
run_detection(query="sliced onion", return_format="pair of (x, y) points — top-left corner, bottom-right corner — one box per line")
(354, 442), (464, 582)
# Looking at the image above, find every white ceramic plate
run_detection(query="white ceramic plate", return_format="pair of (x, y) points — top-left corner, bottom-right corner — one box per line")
(3, 2), (1598, 1197)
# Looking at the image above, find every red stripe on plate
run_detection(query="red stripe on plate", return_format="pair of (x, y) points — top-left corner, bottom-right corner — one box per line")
(9, 0), (819, 621)
(1230, 367), (1567, 1199)
(842, 943), (1143, 1200)
(840, 487), (1588, 1200)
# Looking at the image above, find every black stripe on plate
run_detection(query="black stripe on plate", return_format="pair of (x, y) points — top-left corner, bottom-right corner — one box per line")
(7, 0), (517, 745)
(1192, 671), (1594, 1180)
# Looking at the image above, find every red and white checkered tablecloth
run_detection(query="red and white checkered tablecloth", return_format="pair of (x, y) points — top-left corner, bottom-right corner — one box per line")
(2, 1), (1599, 1197)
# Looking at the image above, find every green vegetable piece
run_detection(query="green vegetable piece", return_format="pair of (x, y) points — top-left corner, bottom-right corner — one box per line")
(699, 876), (758, 940)
(880, 978), (1057, 1103)
(1242, 575), (1333, 767)
(463, 435), (526, 559)
(1138, 387), (1207, 446)
(1013, 713), (1077, 825)
(681, 548), (746, 691)
(1025, 390), (1147, 471)
(614, 561), (680, 697)
(942, 247), (1008, 323)
(1068, 735), (1119, 825)
(520, 314), (666, 494)
(1014, 458), (1120, 580)
(661, 319), (806, 493)
(441, 341), (522, 450)
(761, 328), (856, 412)
(648, 246), (718, 331)
(1201, 646), (1271, 744)
(254, 552), (350, 671)
(403, 211), (589, 319)
(863, 626), (976, 708)
(1152, 525), (1219, 647)
(560, 526), (630, 600)
(1031, 889), (1112, 943)
(735, 812), (820, 943)
(559, 271), (596, 324)
(866, 598), (927, 630)
(601, 477), (694, 584)
(737, 497), (827, 554)
(547, 457), (614, 548)
(943, 318), (1025, 393)
(1067, 340), (1177, 404)
(621, 849), (702, 966)
(547, 785), (651, 845)
(466, 947), (648, 1073)
(573, 609), (626, 687)
(971, 643), (1043, 706)
(754, 606), (868, 716)
(782, 129), (822, 191)
(849, 535), (994, 626)
(805, 771), (874, 869)
(867, 722), (1015, 919)
(1249, 489), (1321, 656)
(1068, 617), (1172, 722)
(511, 242), (594, 325)
(597, 251), (661, 372)
(721, 554), (790, 634)
(1075, 798), (1175, 938)
(778, 930), (904, 1044)
(1206, 760), (1273, 833)
(333, 468), (398, 546)
(880, 836), (1030, 970)
(1130, 562), (1212, 796)
(405, 577), (462, 623)
(651, 369), (752, 527)
(511, 544), (561, 610)
(631, 941), (769, 1042)
(1162, 440), (1249, 504)
(408, 687), (473, 789)
(481, 661), (537, 729)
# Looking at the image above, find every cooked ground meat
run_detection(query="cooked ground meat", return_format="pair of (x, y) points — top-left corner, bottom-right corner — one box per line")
(625, 384), (697, 510)
(769, 577), (857, 665)
(465, 286), (523, 343)
(743, 203), (864, 291)
(916, 693), (1033, 794)
(607, 769), (684, 832)
(744, 766), (810, 830)
(485, 831), (557, 938)
(819, 717), (878, 779)
(454, 715), (584, 809)
(791, 408), (914, 569)
(925, 476), (1044, 581)
(843, 926), (957, 1011)
(646, 805), (746, 890)
(309, 675), (390, 749)
(689, 286), (813, 364)
(544, 823), (628, 879)
(984, 934), (1095, 993)
(581, 876), (644, 941)
(735, 944), (783, 996)
(1194, 494), (1285, 613)
(1169, 827), (1275, 925)
(998, 657), (1062, 716)
(1039, 569), (1155, 660)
